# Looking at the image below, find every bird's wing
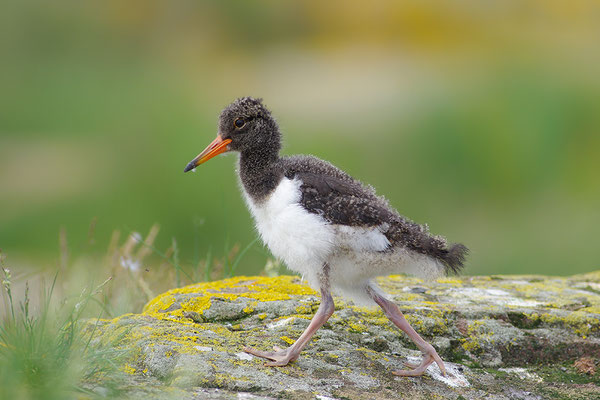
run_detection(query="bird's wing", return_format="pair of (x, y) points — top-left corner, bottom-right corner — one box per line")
(281, 156), (394, 227)
(293, 171), (394, 226)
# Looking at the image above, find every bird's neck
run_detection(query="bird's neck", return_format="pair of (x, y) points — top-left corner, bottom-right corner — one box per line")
(238, 148), (282, 202)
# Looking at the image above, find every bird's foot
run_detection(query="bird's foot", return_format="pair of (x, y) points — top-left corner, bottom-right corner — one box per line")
(393, 343), (447, 377)
(243, 345), (298, 367)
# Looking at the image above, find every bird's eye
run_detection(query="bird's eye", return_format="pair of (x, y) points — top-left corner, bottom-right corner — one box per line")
(234, 118), (245, 129)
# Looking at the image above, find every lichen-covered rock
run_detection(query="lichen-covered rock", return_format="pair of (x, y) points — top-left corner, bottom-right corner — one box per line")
(86, 273), (600, 399)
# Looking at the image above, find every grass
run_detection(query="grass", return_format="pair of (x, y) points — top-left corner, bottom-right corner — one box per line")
(0, 254), (124, 399)
(0, 222), (266, 399)
(78, 222), (262, 317)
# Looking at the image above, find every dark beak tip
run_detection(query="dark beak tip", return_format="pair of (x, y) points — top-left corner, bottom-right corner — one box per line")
(183, 162), (196, 173)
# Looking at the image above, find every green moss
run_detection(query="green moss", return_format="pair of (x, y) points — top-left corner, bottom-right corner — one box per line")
(506, 311), (542, 329)
(538, 364), (600, 385)
(443, 341), (468, 363)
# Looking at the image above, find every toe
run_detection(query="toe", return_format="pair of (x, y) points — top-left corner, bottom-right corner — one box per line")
(402, 361), (420, 369)
(435, 361), (447, 376)
(394, 354), (437, 377)
(244, 347), (276, 360)
(265, 359), (291, 367)
(431, 354), (447, 376)
(392, 368), (427, 377)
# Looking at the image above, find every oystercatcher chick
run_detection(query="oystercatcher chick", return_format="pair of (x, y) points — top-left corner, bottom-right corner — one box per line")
(184, 97), (467, 377)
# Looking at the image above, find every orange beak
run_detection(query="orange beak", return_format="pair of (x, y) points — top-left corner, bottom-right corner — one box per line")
(184, 135), (232, 172)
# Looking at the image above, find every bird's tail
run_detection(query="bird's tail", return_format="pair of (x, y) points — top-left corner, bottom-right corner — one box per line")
(386, 215), (468, 276)
(440, 243), (468, 275)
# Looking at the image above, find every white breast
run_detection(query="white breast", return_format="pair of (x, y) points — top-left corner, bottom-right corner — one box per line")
(242, 177), (334, 283)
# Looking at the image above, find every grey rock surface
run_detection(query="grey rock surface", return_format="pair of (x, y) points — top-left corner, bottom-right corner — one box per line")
(85, 273), (600, 399)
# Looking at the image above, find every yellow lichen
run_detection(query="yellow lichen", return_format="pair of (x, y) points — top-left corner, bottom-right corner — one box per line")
(534, 311), (600, 336)
(142, 276), (316, 323)
(121, 364), (136, 375)
(90, 272), (600, 387)
(279, 336), (295, 345)
(399, 293), (425, 302)
(347, 321), (367, 333)
(460, 319), (494, 353)
(436, 278), (462, 286)
(295, 304), (314, 314)
(383, 275), (424, 285)
(243, 301), (258, 314)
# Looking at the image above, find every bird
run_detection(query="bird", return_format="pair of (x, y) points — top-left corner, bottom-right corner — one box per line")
(184, 97), (467, 377)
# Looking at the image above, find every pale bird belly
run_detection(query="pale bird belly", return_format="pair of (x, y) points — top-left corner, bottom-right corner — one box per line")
(326, 224), (444, 304)
(244, 178), (334, 279)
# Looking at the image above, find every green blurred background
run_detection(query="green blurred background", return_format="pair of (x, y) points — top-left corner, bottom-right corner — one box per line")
(2, 0), (599, 278)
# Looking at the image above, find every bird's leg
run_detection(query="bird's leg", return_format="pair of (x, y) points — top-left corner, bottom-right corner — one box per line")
(367, 285), (447, 377)
(244, 265), (334, 367)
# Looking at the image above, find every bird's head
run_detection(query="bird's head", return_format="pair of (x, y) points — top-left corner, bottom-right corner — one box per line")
(184, 97), (280, 172)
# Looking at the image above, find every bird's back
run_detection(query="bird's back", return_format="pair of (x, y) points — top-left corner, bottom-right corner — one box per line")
(280, 154), (467, 275)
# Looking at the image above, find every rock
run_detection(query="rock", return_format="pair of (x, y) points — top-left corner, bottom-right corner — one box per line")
(86, 273), (600, 399)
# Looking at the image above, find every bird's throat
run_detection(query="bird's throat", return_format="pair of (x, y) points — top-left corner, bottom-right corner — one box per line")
(238, 150), (282, 202)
